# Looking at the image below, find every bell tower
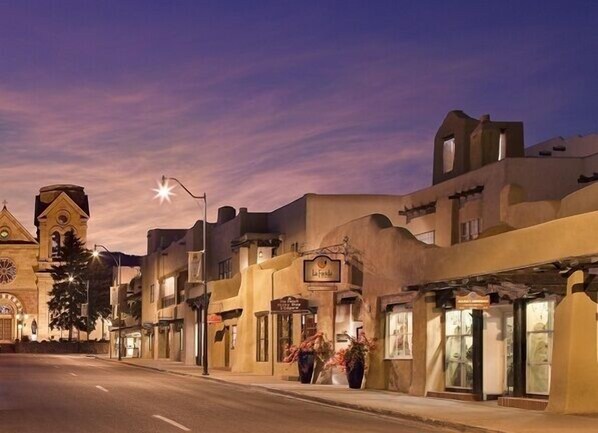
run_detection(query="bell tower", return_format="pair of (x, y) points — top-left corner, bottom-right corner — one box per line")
(34, 184), (90, 264)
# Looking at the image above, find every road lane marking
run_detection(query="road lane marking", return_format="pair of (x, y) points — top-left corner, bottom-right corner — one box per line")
(53, 365), (60, 369)
(152, 415), (190, 431)
(69, 372), (77, 377)
(95, 385), (109, 393)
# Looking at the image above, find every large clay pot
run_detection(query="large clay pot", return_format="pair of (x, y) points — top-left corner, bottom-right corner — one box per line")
(346, 359), (365, 389)
(298, 351), (315, 384)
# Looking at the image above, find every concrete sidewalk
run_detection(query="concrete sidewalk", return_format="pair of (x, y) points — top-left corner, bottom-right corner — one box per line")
(96, 356), (596, 433)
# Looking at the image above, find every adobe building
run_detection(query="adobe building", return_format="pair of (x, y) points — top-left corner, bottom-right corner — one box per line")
(138, 110), (598, 414)
(0, 185), (98, 343)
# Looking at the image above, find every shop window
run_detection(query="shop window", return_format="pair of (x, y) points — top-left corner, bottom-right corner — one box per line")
(504, 313), (514, 393)
(460, 218), (482, 243)
(301, 313), (317, 340)
(443, 137), (455, 173)
(526, 300), (554, 395)
(385, 308), (413, 359)
(277, 314), (293, 362)
(179, 328), (184, 352)
(445, 309), (473, 390)
(218, 258), (232, 280)
(256, 314), (268, 362)
(415, 230), (435, 245)
(231, 324), (237, 350)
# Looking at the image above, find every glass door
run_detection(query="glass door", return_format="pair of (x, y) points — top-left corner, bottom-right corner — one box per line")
(445, 309), (473, 390)
(504, 313), (514, 394)
(526, 300), (554, 395)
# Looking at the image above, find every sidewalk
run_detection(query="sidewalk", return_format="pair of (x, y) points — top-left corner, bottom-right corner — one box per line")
(96, 356), (597, 433)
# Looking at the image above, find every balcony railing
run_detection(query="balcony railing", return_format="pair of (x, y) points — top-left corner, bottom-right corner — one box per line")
(160, 295), (176, 309)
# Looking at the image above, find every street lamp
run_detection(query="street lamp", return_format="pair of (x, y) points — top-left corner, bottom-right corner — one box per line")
(94, 244), (122, 360)
(155, 175), (209, 376)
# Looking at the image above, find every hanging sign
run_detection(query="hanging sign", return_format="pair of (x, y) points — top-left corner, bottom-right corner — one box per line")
(303, 255), (341, 283)
(270, 296), (309, 314)
(188, 251), (203, 283)
(456, 292), (490, 310)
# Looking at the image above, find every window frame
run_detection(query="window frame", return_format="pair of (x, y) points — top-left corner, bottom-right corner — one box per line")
(276, 314), (293, 362)
(442, 136), (456, 173)
(218, 258), (232, 280)
(256, 313), (268, 362)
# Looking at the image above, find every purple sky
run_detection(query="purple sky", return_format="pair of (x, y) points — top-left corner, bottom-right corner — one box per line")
(1, 1), (597, 254)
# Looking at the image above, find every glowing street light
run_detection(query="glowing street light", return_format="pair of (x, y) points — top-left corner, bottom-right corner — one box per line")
(155, 175), (209, 376)
(153, 177), (176, 204)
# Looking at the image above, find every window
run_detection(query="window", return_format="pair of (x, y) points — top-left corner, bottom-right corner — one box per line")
(51, 232), (61, 258)
(385, 308), (413, 359)
(179, 328), (184, 352)
(415, 231), (435, 245)
(301, 313), (317, 340)
(498, 129), (507, 161)
(160, 277), (176, 308)
(176, 272), (187, 304)
(218, 258), (232, 280)
(526, 300), (554, 395)
(277, 314), (293, 362)
(445, 309), (473, 390)
(150, 284), (155, 303)
(460, 218), (482, 243)
(443, 137), (455, 173)
(256, 314), (268, 362)
(231, 324), (237, 350)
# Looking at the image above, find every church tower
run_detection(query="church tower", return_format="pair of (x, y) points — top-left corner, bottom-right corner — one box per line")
(35, 184), (90, 265)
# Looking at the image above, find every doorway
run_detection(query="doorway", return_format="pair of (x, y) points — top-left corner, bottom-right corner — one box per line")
(0, 317), (13, 341)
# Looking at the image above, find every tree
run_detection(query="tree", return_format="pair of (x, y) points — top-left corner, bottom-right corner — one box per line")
(48, 231), (90, 341)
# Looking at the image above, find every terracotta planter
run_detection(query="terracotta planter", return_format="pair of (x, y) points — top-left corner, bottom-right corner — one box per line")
(297, 351), (315, 384)
(346, 359), (364, 389)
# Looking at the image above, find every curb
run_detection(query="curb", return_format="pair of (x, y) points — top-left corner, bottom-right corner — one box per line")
(94, 356), (503, 433)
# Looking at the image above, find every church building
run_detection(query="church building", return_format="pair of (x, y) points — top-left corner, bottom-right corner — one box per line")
(0, 185), (91, 342)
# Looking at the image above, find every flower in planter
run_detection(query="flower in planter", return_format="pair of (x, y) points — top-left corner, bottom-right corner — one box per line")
(283, 332), (333, 364)
(325, 333), (376, 372)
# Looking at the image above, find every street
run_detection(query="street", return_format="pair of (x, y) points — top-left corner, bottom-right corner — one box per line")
(0, 354), (450, 433)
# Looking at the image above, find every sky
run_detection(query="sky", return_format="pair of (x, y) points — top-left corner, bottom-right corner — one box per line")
(0, 1), (597, 254)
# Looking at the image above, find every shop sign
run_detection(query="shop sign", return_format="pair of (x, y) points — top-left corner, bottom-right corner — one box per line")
(456, 292), (490, 310)
(303, 255), (341, 283)
(208, 314), (222, 324)
(270, 296), (309, 314)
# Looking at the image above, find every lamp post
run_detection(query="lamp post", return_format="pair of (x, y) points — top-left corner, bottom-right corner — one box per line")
(94, 245), (122, 360)
(155, 175), (209, 376)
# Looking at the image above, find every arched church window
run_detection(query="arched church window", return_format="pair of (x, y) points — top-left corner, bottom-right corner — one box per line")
(51, 232), (61, 259)
(0, 305), (13, 315)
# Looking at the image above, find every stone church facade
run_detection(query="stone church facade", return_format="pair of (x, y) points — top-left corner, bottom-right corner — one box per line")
(0, 184), (90, 342)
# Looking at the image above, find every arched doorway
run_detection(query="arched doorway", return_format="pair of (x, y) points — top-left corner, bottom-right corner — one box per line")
(0, 293), (24, 342)
(0, 304), (15, 341)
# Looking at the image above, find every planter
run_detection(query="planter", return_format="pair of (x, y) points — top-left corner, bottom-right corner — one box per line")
(346, 359), (365, 389)
(297, 351), (315, 384)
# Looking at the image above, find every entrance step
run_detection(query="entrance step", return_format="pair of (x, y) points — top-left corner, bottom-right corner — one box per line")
(498, 396), (548, 411)
(427, 391), (482, 401)
(0, 343), (15, 353)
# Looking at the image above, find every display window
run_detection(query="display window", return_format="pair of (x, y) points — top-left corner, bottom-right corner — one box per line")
(385, 307), (413, 359)
(526, 300), (554, 395)
(445, 309), (473, 389)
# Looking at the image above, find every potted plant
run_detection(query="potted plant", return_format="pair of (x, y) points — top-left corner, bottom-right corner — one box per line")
(284, 332), (333, 384)
(326, 334), (376, 389)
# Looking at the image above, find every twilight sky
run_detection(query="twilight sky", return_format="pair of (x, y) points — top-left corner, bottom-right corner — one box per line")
(0, 1), (597, 254)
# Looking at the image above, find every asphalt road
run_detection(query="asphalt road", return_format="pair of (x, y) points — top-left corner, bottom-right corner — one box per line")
(0, 354), (451, 433)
